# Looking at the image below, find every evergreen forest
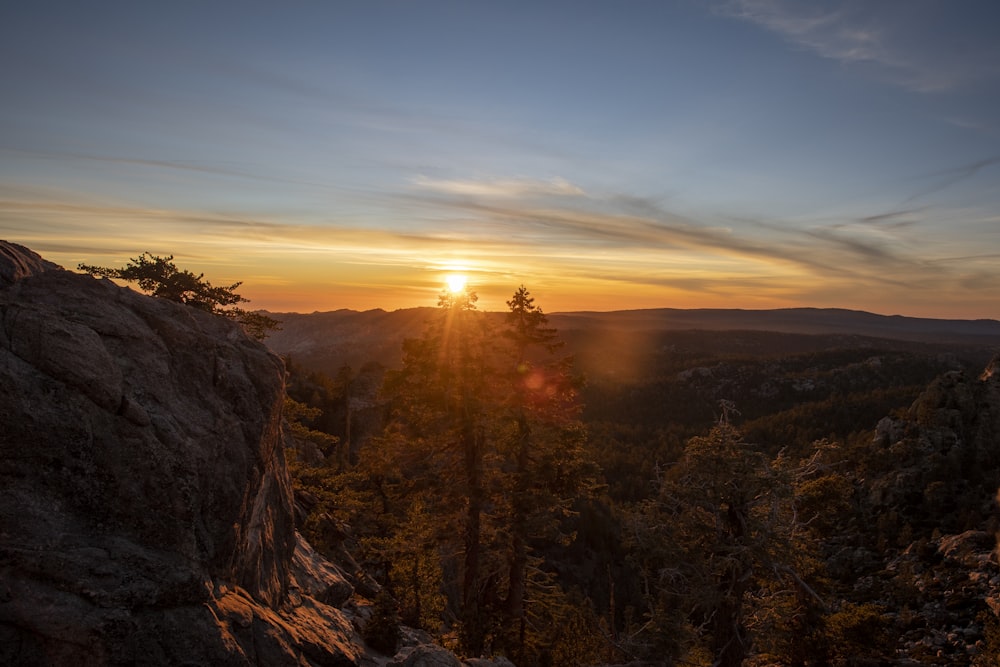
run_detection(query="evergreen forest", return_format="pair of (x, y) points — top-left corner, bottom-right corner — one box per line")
(281, 286), (1000, 666)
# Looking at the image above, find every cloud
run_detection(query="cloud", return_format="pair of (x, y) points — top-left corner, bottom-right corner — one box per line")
(718, 1), (882, 62)
(0, 148), (351, 195)
(402, 184), (938, 291)
(903, 156), (1000, 203)
(411, 176), (585, 199)
(716, 0), (1000, 93)
(855, 207), (927, 227)
(5, 175), (993, 316)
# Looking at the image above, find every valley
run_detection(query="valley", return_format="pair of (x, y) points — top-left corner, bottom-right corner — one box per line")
(272, 304), (1000, 665)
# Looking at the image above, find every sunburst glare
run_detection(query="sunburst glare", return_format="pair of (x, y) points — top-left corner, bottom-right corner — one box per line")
(445, 273), (468, 294)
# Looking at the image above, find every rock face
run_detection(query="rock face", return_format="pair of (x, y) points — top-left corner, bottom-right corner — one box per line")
(869, 362), (1000, 540)
(843, 356), (1000, 664)
(0, 242), (361, 665)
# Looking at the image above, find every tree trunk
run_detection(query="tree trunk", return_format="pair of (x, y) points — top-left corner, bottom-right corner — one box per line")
(409, 554), (421, 628)
(504, 413), (531, 659)
(712, 502), (750, 667)
(461, 419), (485, 655)
(711, 579), (748, 667)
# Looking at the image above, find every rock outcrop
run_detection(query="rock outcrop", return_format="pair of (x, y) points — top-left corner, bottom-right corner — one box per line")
(868, 361), (1000, 540)
(0, 242), (362, 665)
(839, 355), (1000, 664)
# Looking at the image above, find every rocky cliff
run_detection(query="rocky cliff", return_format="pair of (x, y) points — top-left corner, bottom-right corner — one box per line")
(0, 242), (367, 665)
(835, 354), (1000, 663)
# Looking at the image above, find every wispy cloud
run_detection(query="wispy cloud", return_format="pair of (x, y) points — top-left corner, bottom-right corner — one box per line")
(5, 176), (996, 316)
(411, 176), (585, 199)
(855, 207), (927, 227)
(903, 156), (1000, 203)
(0, 148), (353, 195)
(403, 182), (940, 290)
(716, 0), (1000, 93)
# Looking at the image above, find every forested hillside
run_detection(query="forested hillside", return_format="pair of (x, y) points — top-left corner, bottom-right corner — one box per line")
(278, 292), (1000, 666)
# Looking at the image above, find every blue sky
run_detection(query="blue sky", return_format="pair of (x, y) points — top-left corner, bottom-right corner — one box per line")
(2, 0), (999, 317)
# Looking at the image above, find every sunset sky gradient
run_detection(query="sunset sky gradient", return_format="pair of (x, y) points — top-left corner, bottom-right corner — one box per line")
(2, 1), (999, 317)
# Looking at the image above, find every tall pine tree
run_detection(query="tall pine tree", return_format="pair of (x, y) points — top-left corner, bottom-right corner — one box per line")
(498, 286), (597, 662)
(382, 286), (496, 654)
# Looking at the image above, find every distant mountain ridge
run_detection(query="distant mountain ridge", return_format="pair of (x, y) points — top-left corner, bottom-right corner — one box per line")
(546, 307), (1000, 341)
(262, 306), (1000, 376)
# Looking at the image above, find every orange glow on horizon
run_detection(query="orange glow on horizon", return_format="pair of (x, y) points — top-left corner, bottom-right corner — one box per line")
(28, 241), (1000, 321)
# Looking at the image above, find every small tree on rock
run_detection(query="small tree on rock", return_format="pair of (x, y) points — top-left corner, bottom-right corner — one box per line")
(79, 252), (279, 339)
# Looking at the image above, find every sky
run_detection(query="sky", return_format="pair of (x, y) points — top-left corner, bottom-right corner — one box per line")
(2, 0), (999, 318)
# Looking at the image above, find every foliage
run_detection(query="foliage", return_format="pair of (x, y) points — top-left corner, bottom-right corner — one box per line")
(284, 397), (341, 466)
(79, 252), (280, 339)
(377, 500), (447, 632)
(363, 587), (402, 655)
(229, 307), (282, 341)
(822, 602), (889, 662)
(973, 611), (1000, 667)
(627, 418), (829, 666)
(347, 285), (599, 662)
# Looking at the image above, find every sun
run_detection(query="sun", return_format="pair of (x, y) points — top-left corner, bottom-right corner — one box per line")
(445, 273), (468, 294)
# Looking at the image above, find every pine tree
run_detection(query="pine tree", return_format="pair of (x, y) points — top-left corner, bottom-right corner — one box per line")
(629, 416), (821, 665)
(497, 286), (598, 662)
(382, 285), (496, 655)
(375, 285), (600, 662)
